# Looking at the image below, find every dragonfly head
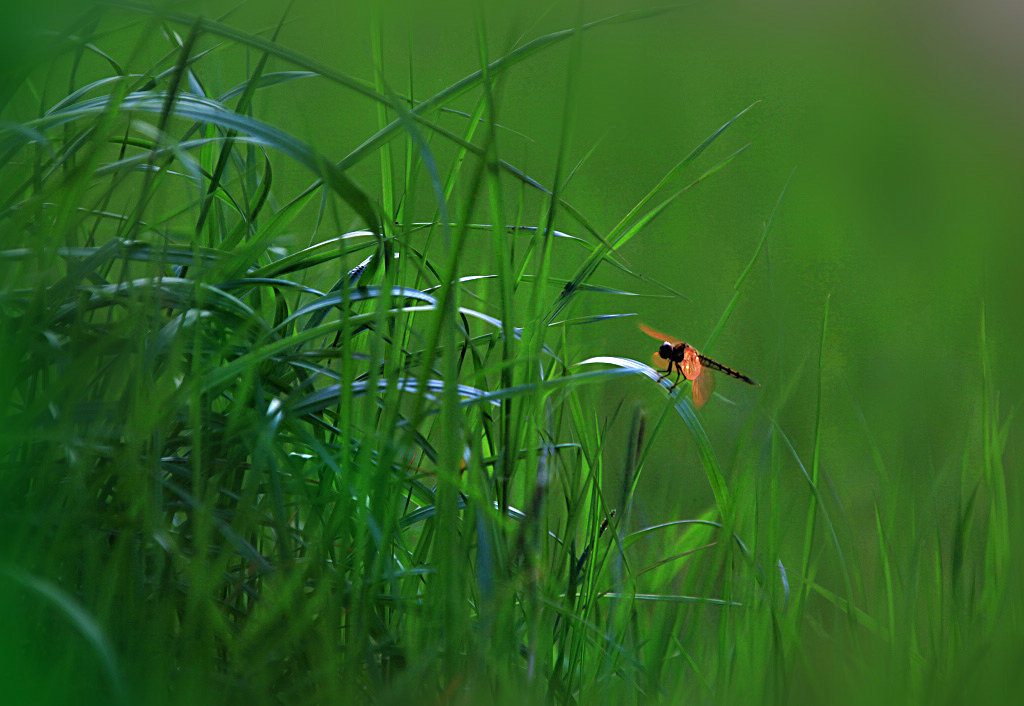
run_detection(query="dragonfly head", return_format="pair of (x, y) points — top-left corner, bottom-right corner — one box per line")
(658, 341), (673, 360)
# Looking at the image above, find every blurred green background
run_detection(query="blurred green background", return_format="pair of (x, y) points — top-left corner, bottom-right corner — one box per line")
(2, 0), (1022, 701)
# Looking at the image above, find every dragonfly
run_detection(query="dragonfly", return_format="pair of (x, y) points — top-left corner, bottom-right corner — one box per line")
(639, 323), (756, 408)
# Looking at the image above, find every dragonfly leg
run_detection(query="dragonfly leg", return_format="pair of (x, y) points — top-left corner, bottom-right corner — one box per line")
(656, 361), (672, 384)
(667, 363), (682, 391)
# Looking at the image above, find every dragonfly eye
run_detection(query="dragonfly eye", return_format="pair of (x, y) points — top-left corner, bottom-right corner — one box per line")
(659, 342), (672, 359)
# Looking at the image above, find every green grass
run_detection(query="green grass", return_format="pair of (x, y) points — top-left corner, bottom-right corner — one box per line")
(1, 3), (1020, 705)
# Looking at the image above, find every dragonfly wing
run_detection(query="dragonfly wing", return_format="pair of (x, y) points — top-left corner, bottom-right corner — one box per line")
(680, 346), (702, 381)
(692, 368), (716, 409)
(639, 323), (683, 346)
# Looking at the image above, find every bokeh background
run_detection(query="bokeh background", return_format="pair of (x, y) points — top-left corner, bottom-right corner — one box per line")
(3, 0), (1023, 700)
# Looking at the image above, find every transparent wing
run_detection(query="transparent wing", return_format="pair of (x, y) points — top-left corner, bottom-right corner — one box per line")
(638, 323), (683, 346)
(651, 351), (671, 373)
(691, 368), (716, 409)
(680, 346), (702, 381)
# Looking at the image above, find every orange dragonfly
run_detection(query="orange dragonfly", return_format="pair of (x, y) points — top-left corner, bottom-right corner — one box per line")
(639, 323), (756, 408)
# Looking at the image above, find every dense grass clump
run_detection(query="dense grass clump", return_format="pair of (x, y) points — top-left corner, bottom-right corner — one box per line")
(0, 4), (1019, 706)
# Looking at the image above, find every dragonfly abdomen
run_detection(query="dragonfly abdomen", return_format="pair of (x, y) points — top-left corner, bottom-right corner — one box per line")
(698, 355), (757, 385)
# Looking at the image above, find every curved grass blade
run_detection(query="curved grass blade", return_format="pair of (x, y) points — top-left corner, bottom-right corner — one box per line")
(198, 306), (434, 394)
(28, 91), (384, 234)
(0, 566), (128, 705)
(577, 355), (731, 517)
